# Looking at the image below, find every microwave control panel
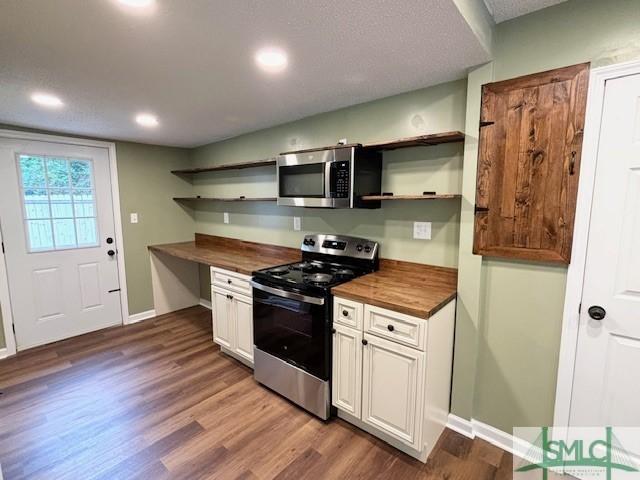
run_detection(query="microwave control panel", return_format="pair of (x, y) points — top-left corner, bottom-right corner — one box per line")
(330, 161), (350, 198)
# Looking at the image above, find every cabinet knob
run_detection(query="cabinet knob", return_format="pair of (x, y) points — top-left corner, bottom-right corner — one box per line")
(227, 279), (232, 284)
(361, 339), (368, 346)
(331, 328), (336, 334)
(387, 324), (395, 332)
(342, 310), (348, 317)
(226, 294), (233, 300)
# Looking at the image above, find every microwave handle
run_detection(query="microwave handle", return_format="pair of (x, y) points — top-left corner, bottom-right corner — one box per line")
(250, 281), (325, 305)
(325, 161), (332, 198)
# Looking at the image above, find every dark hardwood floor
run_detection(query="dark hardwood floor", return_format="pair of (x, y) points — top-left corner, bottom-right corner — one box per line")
(0, 306), (515, 479)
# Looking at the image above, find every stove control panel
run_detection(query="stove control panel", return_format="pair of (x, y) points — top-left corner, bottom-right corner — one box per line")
(301, 234), (378, 261)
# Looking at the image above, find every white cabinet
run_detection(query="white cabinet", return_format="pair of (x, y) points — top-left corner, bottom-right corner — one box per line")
(331, 296), (456, 463)
(234, 293), (254, 364)
(212, 288), (234, 350)
(210, 268), (254, 367)
(332, 324), (363, 417)
(361, 333), (425, 449)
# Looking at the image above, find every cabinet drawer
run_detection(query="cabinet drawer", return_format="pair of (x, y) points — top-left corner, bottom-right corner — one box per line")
(210, 267), (252, 297)
(364, 304), (426, 351)
(334, 297), (363, 330)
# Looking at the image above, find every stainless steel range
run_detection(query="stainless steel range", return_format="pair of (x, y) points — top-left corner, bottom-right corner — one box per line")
(251, 234), (379, 419)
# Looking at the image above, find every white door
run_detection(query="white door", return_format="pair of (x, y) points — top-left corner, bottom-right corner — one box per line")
(570, 73), (640, 433)
(212, 286), (233, 349)
(234, 293), (253, 363)
(361, 333), (425, 449)
(0, 138), (122, 350)
(332, 324), (362, 417)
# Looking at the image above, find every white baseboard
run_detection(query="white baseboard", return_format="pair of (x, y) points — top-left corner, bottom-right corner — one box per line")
(199, 298), (212, 310)
(0, 348), (8, 360)
(447, 414), (522, 457)
(446, 413), (474, 438)
(127, 309), (156, 324)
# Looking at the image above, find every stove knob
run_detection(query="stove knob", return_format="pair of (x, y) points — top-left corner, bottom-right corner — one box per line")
(303, 238), (310, 246)
(364, 245), (372, 253)
(308, 239), (316, 246)
(356, 244), (363, 252)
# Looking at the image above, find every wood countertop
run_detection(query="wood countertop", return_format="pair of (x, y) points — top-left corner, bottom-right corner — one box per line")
(149, 235), (457, 318)
(148, 234), (301, 275)
(331, 259), (458, 319)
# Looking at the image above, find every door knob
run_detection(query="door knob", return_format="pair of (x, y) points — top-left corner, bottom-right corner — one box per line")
(107, 249), (116, 257)
(106, 237), (114, 244)
(588, 305), (606, 321)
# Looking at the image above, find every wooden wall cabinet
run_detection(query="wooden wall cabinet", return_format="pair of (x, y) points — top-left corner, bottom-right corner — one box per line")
(473, 63), (590, 264)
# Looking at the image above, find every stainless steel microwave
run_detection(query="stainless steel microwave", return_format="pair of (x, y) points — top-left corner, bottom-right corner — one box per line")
(276, 145), (382, 208)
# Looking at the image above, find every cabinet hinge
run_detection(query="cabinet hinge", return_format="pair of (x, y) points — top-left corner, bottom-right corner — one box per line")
(578, 302), (582, 314)
(1, 242), (4, 254)
(12, 324), (15, 334)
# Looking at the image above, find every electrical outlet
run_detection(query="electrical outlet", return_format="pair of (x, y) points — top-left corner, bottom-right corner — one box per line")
(293, 216), (301, 231)
(130, 213), (138, 224)
(338, 138), (347, 145)
(413, 221), (431, 240)
(223, 212), (229, 224)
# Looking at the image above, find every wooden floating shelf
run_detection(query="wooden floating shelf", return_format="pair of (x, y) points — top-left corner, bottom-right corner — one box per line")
(362, 131), (465, 151)
(171, 158), (277, 175)
(361, 194), (462, 201)
(173, 197), (277, 202)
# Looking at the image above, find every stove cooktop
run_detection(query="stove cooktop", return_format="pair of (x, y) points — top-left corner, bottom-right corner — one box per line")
(254, 260), (366, 291)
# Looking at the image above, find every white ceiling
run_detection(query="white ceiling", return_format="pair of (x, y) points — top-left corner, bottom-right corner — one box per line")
(0, 0), (492, 147)
(483, 0), (567, 23)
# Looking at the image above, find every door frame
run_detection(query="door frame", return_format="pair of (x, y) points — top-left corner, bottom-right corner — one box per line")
(553, 59), (640, 429)
(0, 129), (130, 357)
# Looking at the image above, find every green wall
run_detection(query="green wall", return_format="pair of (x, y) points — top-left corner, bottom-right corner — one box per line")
(191, 79), (467, 300)
(467, 0), (640, 432)
(115, 142), (194, 314)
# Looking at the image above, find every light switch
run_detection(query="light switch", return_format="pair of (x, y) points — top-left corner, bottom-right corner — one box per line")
(413, 221), (431, 240)
(223, 212), (229, 224)
(130, 213), (138, 224)
(293, 216), (301, 231)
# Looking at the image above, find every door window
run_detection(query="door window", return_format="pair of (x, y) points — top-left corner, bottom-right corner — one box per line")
(16, 155), (99, 252)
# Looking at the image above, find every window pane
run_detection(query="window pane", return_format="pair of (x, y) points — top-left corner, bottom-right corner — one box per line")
(27, 220), (54, 251)
(19, 156), (46, 187)
(52, 219), (77, 248)
(76, 218), (98, 246)
(73, 189), (94, 202)
(70, 160), (93, 188)
(74, 202), (95, 217)
(46, 158), (70, 188)
(49, 189), (73, 218)
(23, 189), (50, 219)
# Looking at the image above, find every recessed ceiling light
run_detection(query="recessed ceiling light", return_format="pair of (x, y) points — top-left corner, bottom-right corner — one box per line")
(31, 92), (64, 108)
(135, 113), (159, 128)
(255, 47), (288, 73)
(117, 0), (154, 7)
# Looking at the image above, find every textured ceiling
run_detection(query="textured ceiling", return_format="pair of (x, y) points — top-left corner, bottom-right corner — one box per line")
(483, 0), (567, 23)
(0, 0), (491, 147)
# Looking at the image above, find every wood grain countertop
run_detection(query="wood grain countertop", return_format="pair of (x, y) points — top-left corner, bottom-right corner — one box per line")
(149, 235), (457, 318)
(331, 259), (458, 319)
(148, 233), (301, 275)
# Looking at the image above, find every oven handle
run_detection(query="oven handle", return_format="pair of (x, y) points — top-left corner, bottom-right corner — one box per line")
(250, 281), (325, 305)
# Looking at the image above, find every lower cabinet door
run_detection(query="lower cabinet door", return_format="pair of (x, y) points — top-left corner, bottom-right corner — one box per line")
(234, 293), (254, 363)
(361, 333), (425, 449)
(212, 287), (234, 350)
(332, 324), (362, 417)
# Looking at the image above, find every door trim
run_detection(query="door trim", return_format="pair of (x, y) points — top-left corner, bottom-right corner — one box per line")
(0, 129), (130, 356)
(553, 59), (640, 430)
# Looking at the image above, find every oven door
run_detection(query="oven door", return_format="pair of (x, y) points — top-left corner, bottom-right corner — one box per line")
(251, 281), (331, 380)
(277, 151), (345, 208)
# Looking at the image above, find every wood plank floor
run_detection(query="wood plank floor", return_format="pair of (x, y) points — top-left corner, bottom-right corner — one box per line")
(0, 306), (515, 479)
